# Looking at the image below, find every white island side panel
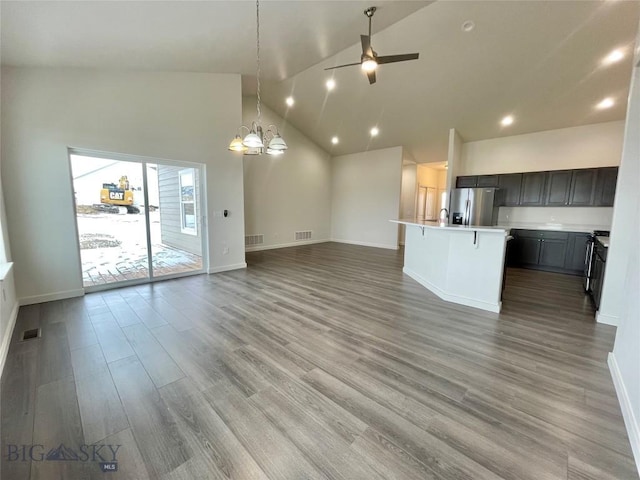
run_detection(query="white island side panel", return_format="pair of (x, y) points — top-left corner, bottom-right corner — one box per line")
(403, 225), (507, 313)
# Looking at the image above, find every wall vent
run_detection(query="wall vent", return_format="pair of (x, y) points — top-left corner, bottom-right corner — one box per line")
(245, 234), (264, 246)
(21, 328), (41, 341)
(295, 230), (313, 241)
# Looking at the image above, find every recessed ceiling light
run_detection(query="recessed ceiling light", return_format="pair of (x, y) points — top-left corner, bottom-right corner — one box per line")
(285, 96), (294, 107)
(370, 127), (379, 137)
(602, 49), (624, 65)
(461, 20), (475, 32)
(501, 115), (514, 126)
(326, 79), (336, 91)
(331, 136), (339, 145)
(596, 97), (615, 109)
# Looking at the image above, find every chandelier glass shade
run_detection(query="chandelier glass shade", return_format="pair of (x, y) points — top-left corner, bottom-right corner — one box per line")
(228, 0), (287, 156)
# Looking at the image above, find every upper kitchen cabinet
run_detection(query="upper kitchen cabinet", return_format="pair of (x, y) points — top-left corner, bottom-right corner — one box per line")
(456, 176), (478, 188)
(477, 175), (499, 187)
(544, 170), (572, 206)
(519, 172), (546, 206)
(594, 167), (618, 206)
(568, 169), (597, 206)
(497, 174), (522, 206)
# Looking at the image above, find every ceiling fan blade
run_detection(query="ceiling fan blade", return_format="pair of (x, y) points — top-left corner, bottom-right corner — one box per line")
(361, 35), (373, 57)
(367, 70), (376, 85)
(376, 53), (419, 65)
(324, 62), (362, 71)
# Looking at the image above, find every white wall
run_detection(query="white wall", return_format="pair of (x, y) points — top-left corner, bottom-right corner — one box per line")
(446, 127), (464, 201)
(460, 121), (624, 175)
(1, 67), (245, 303)
(604, 25), (640, 474)
(399, 162), (417, 244)
(498, 206), (613, 230)
(242, 98), (331, 250)
(331, 146), (403, 249)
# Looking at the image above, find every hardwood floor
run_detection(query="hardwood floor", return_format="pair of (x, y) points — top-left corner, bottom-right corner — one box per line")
(1, 242), (637, 479)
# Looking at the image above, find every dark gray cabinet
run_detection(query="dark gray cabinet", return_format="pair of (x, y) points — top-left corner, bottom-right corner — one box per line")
(510, 229), (584, 275)
(498, 174), (522, 206)
(519, 172), (546, 206)
(477, 175), (499, 187)
(518, 237), (542, 264)
(539, 239), (567, 268)
(565, 232), (590, 273)
(456, 176), (478, 188)
(455, 167), (617, 207)
(594, 167), (618, 206)
(545, 170), (572, 206)
(569, 169), (597, 206)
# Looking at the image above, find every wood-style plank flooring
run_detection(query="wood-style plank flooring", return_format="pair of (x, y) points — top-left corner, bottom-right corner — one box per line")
(1, 242), (637, 479)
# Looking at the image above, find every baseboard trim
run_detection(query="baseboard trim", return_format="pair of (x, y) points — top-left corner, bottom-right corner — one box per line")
(609, 352), (640, 475)
(0, 301), (20, 377)
(330, 239), (399, 250)
(19, 289), (85, 306)
(597, 312), (619, 326)
(208, 262), (247, 274)
(403, 266), (501, 313)
(245, 239), (329, 252)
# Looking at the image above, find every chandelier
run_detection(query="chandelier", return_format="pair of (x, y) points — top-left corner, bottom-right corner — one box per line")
(228, 0), (287, 156)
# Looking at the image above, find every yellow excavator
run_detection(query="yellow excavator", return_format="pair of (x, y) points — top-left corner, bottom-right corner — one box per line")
(99, 176), (140, 214)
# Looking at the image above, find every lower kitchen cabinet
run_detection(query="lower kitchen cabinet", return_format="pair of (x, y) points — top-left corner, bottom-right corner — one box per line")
(509, 229), (588, 275)
(518, 237), (542, 265)
(565, 233), (590, 273)
(539, 239), (567, 268)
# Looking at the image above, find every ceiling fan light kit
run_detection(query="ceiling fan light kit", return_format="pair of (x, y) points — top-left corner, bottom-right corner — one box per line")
(228, 0), (287, 156)
(324, 5), (419, 85)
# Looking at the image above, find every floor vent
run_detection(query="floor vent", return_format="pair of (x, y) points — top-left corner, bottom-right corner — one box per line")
(21, 328), (41, 341)
(245, 234), (264, 246)
(295, 230), (313, 241)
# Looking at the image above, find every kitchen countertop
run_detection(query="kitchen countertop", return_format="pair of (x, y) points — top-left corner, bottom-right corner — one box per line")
(497, 222), (611, 233)
(596, 236), (610, 248)
(392, 218), (508, 234)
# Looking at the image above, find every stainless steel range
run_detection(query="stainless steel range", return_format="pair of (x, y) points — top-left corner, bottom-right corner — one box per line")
(584, 230), (610, 294)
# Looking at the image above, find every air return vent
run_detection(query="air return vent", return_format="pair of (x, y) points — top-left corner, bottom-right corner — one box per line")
(295, 231), (312, 241)
(245, 234), (264, 246)
(21, 328), (41, 341)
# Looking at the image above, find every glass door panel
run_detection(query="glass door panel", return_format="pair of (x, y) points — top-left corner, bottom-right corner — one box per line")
(70, 154), (149, 288)
(147, 163), (204, 278)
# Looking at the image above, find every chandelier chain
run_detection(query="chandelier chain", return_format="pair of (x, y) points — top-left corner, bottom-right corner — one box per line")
(256, 0), (261, 124)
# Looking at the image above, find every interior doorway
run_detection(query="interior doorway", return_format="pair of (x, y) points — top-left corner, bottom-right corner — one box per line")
(69, 150), (206, 290)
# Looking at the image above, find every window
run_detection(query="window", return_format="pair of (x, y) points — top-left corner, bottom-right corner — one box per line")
(179, 168), (197, 235)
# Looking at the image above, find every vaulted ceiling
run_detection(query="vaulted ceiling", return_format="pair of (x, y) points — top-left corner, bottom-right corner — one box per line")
(2, 1), (639, 164)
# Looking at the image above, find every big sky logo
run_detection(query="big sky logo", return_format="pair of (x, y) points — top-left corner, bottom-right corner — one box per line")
(6, 443), (121, 472)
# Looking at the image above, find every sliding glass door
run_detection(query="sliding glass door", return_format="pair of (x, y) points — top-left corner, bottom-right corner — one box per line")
(69, 151), (205, 290)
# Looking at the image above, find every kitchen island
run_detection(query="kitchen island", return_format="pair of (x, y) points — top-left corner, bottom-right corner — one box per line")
(393, 219), (509, 313)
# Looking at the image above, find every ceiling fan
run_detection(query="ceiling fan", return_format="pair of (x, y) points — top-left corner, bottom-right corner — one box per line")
(325, 6), (419, 85)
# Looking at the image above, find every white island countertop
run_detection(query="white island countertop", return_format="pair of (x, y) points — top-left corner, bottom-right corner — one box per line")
(392, 218), (508, 234)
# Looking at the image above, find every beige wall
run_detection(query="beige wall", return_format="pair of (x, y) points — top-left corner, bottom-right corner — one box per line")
(417, 164), (440, 189)
(460, 121), (624, 175)
(331, 146), (403, 249)
(242, 98), (331, 250)
(1, 67), (244, 303)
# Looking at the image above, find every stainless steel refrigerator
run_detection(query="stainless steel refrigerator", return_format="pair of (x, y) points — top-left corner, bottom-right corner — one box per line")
(449, 188), (500, 226)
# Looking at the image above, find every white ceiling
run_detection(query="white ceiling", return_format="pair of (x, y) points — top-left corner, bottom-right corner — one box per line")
(2, 1), (639, 164)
